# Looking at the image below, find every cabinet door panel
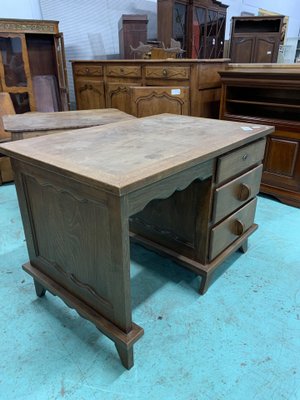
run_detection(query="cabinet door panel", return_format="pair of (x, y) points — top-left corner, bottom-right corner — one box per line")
(262, 134), (300, 191)
(75, 78), (105, 110)
(130, 86), (189, 117)
(255, 36), (277, 63)
(230, 36), (255, 63)
(106, 82), (141, 115)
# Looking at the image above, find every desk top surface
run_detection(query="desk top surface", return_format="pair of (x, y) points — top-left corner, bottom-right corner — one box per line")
(2, 108), (135, 133)
(0, 114), (273, 195)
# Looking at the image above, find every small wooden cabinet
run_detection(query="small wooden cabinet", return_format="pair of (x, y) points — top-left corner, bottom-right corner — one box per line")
(229, 16), (284, 63)
(0, 18), (69, 113)
(157, 0), (228, 59)
(71, 59), (229, 118)
(219, 64), (300, 208)
(118, 15), (148, 59)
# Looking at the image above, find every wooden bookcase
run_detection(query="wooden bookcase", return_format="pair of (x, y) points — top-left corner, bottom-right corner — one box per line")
(219, 64), (300, 208)
(229, 16), (284, 63)
(0, 18), (69, 113)
(157, 0), (228, 59)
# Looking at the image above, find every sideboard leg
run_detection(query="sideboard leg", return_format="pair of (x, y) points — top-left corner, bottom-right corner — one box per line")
(199, 272), (212, 295)
(34, 279), (46, 297)
(115, 342), (134, 370)
(239, 239), (248, 254)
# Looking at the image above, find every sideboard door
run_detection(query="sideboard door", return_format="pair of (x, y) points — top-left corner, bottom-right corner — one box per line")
(74, 78), (105, 110)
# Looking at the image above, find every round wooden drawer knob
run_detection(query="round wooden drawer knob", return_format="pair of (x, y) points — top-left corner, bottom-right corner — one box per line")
(163, 69), (168, 76)
(238, 183), (251, 201)
(232, 219), (245, 236)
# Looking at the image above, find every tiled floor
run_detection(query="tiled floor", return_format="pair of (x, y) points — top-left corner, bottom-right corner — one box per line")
(0, 182), (299, 400)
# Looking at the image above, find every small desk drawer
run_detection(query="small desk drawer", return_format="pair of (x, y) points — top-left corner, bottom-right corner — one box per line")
(216, 139), (266, 184)
(106, 66), (142, 78)
(212, 164), (263, 223)
(74, 65), (103, 76)
(209, 198), (257, 261)
(145, 66), (190, 80)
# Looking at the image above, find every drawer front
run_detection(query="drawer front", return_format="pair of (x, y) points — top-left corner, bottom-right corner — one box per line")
(216, 139), (266, 184)
(209, 198), (257, 261)
(106, 66), (142, 78)
(213, 164), (263, 223)
(73, 65), (103, 77)
(145, 66), (190, 80)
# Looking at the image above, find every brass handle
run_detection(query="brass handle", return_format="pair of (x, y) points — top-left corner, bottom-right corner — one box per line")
(232, 219), (245, 236)
(85, 68), (89, 73)
(238, 183), (251, 201)
(162, 69), (168, 76)
(242, 153), (248, 161)
(120, 68), (124, 73)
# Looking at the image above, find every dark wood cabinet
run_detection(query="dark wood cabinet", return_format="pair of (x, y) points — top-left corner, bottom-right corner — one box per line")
(229, 16), (284, 63)
(0, 18), (69, 113)
(118, 15), (148, 59)
(219, 64), (300, 208)
(157, 0), (228, 59)
(72, 59), (229, 118)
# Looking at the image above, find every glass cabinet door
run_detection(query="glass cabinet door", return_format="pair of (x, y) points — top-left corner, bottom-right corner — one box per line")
(192, 7), (206, 58)
(54, 33), (69, 111)
(0, 33), (35, 113)
(173, 2), (188, 51)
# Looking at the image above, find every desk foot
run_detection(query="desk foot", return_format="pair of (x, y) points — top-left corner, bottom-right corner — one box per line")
(115, 343), (134, 370)
(199, 273), (212, 295)
(239, 239), (248, 254)
(34, 279), (46, 297)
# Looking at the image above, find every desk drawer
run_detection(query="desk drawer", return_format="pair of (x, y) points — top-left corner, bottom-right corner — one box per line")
(216, 139), (266, 184)
(106, 66), (141, 78)
(212, 164), (263, 223)
(209, 198), (257, 261)
(145, 66), (190, 80)
(73, 65), (103, 77)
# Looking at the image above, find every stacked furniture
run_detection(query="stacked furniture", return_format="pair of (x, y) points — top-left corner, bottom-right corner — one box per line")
(219, 64), (300, 208)
(0, 18), (69, 113)
(71, 58), (229, 118)
(229, 16), (284, 63)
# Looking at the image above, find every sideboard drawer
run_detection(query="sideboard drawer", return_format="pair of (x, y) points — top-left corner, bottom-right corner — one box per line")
(209, 197), (257, 261)
(212, 164), (263, 223)
(216, 139), (266, 184)
(74, 65), (103, 76)
(145, 66), (190, 80)
(106, 66), (142, 78)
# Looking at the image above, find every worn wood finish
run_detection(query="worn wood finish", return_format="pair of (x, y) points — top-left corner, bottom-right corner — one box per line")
(0, 114), (271, 368)
(2, 108), (136, 140)
(71, 59), (229, 119)
(0, 92), (15, 183)
(0, 18), (69, 113)
(219, 64), (300, 207)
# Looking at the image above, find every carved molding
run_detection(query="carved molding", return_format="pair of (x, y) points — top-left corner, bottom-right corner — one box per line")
(0, 22), (56, 34)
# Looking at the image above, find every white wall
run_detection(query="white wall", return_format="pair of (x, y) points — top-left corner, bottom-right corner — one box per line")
(0, 0), (42, 19)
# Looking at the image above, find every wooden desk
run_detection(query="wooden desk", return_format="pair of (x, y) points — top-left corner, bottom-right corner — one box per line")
(2, 108), (135, 140)
(0, 114), (273, 369)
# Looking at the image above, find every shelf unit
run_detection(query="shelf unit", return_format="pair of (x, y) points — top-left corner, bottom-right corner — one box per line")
(219, 64), (300, 208)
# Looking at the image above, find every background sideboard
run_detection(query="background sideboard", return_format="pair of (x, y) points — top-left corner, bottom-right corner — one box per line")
(71, 59), (229, 118)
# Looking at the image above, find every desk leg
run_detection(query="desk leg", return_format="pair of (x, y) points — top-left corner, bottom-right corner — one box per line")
(34, 279), (46, 297)
(239, 239), (248, 253)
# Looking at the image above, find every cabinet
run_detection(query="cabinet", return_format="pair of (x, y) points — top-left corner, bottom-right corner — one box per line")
(229, 16), (284, 63)
(118, 15), (148, 59)
(157, 0), (228, 59)
(71, 59), (229, 118)
(0, 18), (69, 113)
(219, 64), (300, 208)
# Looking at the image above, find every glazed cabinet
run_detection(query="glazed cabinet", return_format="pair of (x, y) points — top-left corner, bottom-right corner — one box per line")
(157, 0), (228, 59)
(219, 64), (300, 207)
(0, 18), (69, 113)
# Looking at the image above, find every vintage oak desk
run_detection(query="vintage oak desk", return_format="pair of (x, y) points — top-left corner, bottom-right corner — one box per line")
(2, 108), (135, 140)
(0, 114), (273, 369)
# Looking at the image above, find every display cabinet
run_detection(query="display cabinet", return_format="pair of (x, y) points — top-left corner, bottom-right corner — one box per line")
(71, 59), (229, 118)
(0, 18), (69, 113)
(229, 16), (284, 63)
(157, 0), (228, 59)
(219, 64), (300, 208)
